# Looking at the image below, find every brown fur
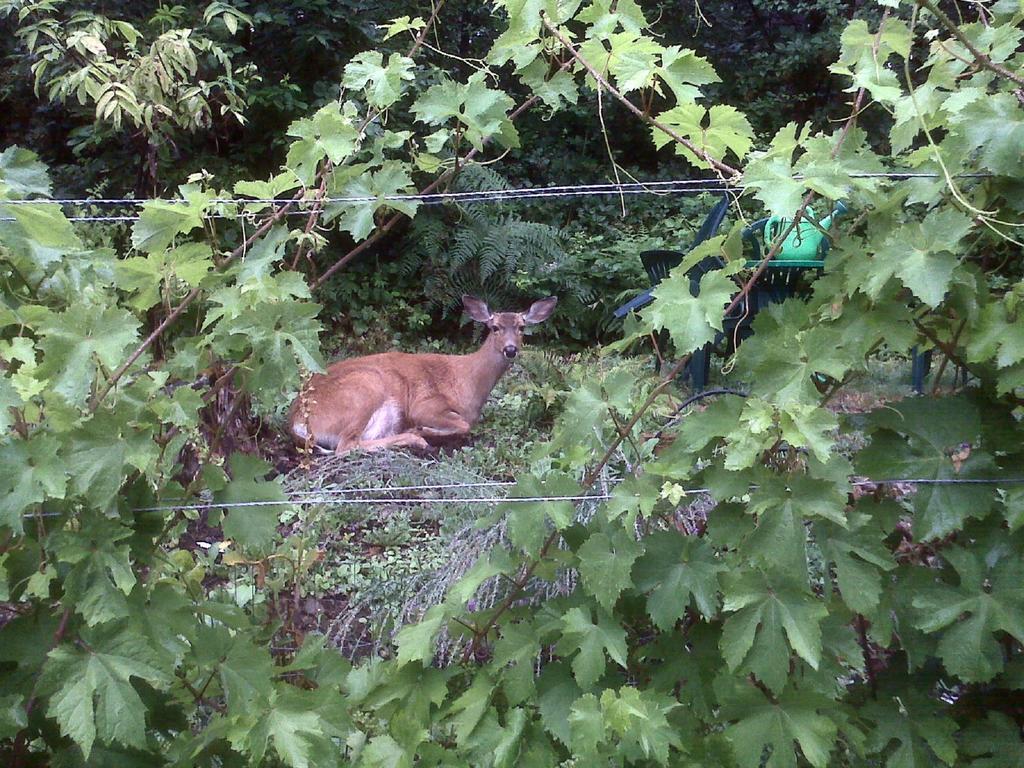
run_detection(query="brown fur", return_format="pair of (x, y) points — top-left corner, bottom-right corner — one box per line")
(288, 296), (557, 454)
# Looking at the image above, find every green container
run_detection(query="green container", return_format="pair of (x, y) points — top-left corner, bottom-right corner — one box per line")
(764, 202), (846, 261)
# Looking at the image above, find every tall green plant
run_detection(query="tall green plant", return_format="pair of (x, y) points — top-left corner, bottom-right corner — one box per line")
(1, 1), (1024, 767)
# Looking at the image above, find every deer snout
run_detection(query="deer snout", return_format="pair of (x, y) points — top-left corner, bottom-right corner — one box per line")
(503, 344), (518, 359)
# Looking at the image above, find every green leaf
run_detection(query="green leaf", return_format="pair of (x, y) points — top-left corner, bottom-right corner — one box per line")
(647, 260), (742, 355)
(0, 434), (66, 532)
(50, 514), (135, 626)
(736, 302), (851, 406)
(536, 662), (580, 746)
(380, 15), (426, 41)
(216, 453), (289, 552)
(558, 607), (628, 688)
(131, 190), (211, 253)
(286, 103), (361, 185)
(817, 512), (895, 616)
(954, 92), (1024, 175)
(114, 242), (213, 310)
(411, 71), (519, 151)
(64, 411), (161, 509)
(566, 692), (603, 759)
(718, 677), (838, 768)
(3, 202), (81, 251)
(599, 686), (681, 765)
(325, 161), (418, 241)
(653, 103), (753, 169)
(577, 529), (642, 611)
(446, 672), (493, 743)
(0, 146), (52, 198)
(721, 570), (827, 693)
(503, 472), (582, 552)
(743, 123), (806, 217)
(219, 638), (274, 714)
(633, 531), (724, 627)
(862, 689), (957, 767)
(960, 712), (1024, 768)
(0, 694), (26, 740)
(34, 304), (139, 407)
(343, 51), (415, 109)
(856, 396), (994, 540)
(967, 297), (1024, 370)
(41, 623), (171, 759)
(395, 605), (445, 667)
(912, 547), (1024, 682)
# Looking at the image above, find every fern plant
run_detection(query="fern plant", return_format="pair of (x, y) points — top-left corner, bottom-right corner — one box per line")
(398, 166), (592, 315)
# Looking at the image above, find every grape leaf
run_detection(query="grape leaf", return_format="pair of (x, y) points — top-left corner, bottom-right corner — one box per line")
(721, 570), (828, 693)
(856, 397), (994, 540)
(647, 260), (742, 355)
(216, 453), (288, 552)
(0, 433), (65, 532)
(0, 146), (52, 198)
(558, 607), (628, 688)
(577, 529), (641, 611)
(35, 304), (140, 407)
(717, 677), (838, 768)
(912, 546), (1024, 682)
(633, 531), (724, 627)
(41, 623), (171, 759)
(342, 51), (415, 109)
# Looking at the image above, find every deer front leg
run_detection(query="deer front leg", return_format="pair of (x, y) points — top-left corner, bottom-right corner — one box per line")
(352, 432), (430, 453)
(409, 400), (472, 440)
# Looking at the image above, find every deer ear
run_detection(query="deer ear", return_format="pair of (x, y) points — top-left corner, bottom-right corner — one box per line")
(462, 295), (492, 323)
(523, 296), (558, 324)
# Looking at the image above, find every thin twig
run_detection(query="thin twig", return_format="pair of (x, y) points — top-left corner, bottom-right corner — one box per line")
(310, 59), (575, 291)
(541, 14), (741, 179)
(90, 190), (305, 411)
(914, 0), (1024, 87)
(468, 22), (882, 649)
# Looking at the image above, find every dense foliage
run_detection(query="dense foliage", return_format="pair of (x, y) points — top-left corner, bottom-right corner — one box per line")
(2, 0), (1024, 766)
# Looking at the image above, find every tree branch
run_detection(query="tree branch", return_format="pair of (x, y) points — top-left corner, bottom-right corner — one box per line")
(310, 59), (575, 291)
(914, 0), (1024, 87)
(540, 14), (742, 179)
(90, 190), (305, 411)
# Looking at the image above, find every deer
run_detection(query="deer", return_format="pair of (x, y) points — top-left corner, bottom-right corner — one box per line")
(288, 295), (558, 454)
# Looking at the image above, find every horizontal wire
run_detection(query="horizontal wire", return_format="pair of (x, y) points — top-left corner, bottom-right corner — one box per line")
(0, 184), (736, 223)
(0, 171), (994, 223)
(0, 171), (990, 209)
(21, 476), (1024, 519)
(288, 480), (519, 495)
(132, 493), (615, 512)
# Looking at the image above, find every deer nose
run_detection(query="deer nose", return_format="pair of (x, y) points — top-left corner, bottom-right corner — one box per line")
(503, 345), (518, 359)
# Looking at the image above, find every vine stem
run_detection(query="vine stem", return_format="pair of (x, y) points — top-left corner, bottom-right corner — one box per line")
(469, 27), (882, 650)
(310, 58), (575, 291)
(10, 607), (72, 768)
(91, 3), (455, 409)
(540, 14), (741, 179)
(89, 189), (305, 411)
(913, 0), (1024, 87)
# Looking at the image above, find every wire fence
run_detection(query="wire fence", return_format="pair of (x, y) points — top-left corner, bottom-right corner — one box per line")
(22, 474), (1024, 519)
(0, 172), (991, 223)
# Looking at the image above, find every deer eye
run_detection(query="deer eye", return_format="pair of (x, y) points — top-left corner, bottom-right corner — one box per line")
(490, 324), (500, 332)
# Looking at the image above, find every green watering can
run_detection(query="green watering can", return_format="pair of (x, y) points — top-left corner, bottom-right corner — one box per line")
(763, 200), (848, 261)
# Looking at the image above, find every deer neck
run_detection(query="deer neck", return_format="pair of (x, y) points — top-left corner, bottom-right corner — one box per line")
(460, 343), (512, 420)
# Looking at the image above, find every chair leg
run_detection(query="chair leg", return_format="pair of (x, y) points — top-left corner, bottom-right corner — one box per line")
(911, 347), (933, 394)
(689, 344), (711, 391)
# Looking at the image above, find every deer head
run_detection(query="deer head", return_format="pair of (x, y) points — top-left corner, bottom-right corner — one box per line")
(462, 295), (558, 361)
